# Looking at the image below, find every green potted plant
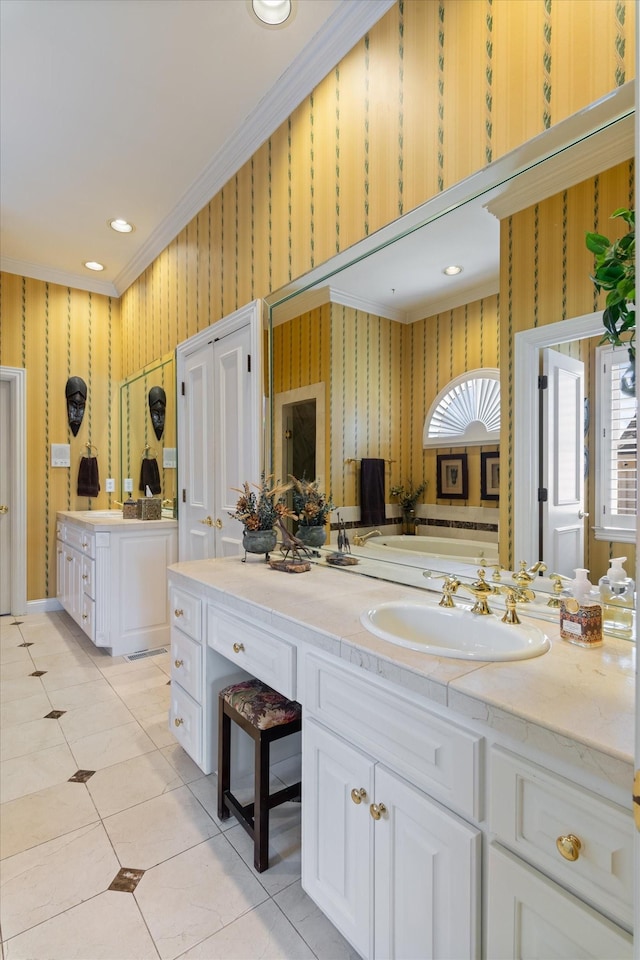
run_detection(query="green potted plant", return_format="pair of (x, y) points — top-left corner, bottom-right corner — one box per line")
(229, 474), (290, 559)
(390, 480), (427, 535)
(290, 475), (334, 548)
(586, 207), (635, 393)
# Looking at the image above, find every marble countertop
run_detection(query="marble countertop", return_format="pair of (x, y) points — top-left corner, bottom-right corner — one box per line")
(168, 555), (636, 785)
(58, 510), (177, 530)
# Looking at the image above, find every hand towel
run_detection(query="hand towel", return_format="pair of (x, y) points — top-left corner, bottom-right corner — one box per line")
(360, 458), (386, 526)
(139, 457), (161, 495)
(77, 456), (100, 498)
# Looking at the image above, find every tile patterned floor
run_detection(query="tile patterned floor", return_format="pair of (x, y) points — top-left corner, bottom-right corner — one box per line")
(0, 612), (361, 960)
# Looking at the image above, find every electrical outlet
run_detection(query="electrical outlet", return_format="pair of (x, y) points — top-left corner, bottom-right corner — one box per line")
(124, 478), (133, 493)
(105, 478), (115, 493)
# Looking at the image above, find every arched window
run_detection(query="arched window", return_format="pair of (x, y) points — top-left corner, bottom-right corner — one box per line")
(423, 369), (500, 448)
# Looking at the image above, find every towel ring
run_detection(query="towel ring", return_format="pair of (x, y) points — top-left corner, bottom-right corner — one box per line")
(84, 442), (98, 454)
(143, 444), (158, 458)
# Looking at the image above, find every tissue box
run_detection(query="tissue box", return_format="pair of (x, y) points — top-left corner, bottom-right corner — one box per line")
(136, 498), (162, 520)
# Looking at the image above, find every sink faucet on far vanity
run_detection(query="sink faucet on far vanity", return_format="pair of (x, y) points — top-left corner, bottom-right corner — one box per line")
(353, 529), (382, 546)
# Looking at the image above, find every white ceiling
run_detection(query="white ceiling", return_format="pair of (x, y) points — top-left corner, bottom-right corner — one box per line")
(0, 0), (394, 297)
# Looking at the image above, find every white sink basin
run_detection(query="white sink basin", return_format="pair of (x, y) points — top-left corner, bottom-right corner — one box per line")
(360, 602), (550, 661)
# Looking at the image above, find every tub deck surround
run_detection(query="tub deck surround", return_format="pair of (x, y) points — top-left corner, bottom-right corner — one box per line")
(167, 556), (634, 780)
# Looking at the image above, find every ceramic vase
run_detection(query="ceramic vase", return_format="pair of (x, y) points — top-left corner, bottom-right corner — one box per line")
(242, 528), (277, 559)
(296, 525), (326, 548)
(401, 509), (417, 536)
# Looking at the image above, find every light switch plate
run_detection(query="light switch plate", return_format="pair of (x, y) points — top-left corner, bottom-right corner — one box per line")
(105, 478), (115, 493)
(51, 443), (70, 467)
(124, 478), (133, 492)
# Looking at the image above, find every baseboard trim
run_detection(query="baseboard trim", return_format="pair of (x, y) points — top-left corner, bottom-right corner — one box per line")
(27, 598), (63, 615)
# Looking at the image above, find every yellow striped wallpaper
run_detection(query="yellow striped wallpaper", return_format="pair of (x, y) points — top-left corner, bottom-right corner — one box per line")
(0, 0), (635, 600)
(499, 158), (636, 577)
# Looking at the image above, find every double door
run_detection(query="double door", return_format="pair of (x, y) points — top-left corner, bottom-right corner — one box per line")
(177, 301), (263, 561)
(302, 718), (480, 960)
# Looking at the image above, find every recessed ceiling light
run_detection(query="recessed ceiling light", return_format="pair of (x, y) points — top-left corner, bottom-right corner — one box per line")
(84, 261), (105, 271)
(249, 0), (293, 27)
(443, 265), (463, 276)
(108, 218), (135, 234)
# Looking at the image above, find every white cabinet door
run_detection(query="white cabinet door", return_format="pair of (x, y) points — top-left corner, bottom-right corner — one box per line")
(487, 844), (633, 960)
(374, 764), (480, 960)
(302, 719), (374, 960)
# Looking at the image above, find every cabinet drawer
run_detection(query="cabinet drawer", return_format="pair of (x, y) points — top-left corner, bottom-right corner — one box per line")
(170, 587), (201, 642)
(80, 596), (95, 642)
(207, 605), (295, 700)
(171, 629), (202, 702)
(487, 844), (632, 959)
(65, 524), (96, 558)
(81, 555), (95, 600)
(489, 747), (634, 928)
(305, 653), (482, 820)
(169, 684), (202, 765)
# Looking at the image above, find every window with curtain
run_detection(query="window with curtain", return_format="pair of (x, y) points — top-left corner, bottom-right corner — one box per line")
(594, 345), (637, 542)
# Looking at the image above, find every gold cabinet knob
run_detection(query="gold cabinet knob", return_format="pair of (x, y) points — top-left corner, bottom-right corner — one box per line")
(351, 787), (368, 805)
(82, 541), (88, 549)
(232, 642), (244, 654)
(0, 505), (9, 514)
(82, 614), (88, 621)
(174, 608), (184, 618)
(82, 574), (88, 581)
(199, 516), (214, 526)
(67, 556), (72, 562)
(174, 659), (184, 669)
(174, 717), (184, 727)
(369, 802), (387, 821)
(215, 518), (223, 529)
(556, 834), (582, 861)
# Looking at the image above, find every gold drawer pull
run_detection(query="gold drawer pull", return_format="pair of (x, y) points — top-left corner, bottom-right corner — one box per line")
(351, 788), (367, 805)
(82, 614), (88, 621)
(67, 556), (72, 562)
(174, 659), (184, 669)
(370, 802), (387, 821)
(174, 608), (184, 618)
(232, 642), (244, 654)
(174, 717), (184, 727)
(82, 574), (88, 581)
(556, 834), (582, 861)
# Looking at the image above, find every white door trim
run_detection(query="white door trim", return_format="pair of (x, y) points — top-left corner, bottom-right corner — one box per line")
(274, 382), (326, 489)
(0, 366), (27, 615)
(514, 311), (603, 566)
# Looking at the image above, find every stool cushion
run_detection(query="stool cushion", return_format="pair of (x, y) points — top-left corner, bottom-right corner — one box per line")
(220, 679), (301, 731)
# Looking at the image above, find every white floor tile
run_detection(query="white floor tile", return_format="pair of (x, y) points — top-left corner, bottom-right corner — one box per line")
(0, 675), (46, 705)
(0, 716), (66, 762)
(0, 741), (79, 804)
(103, 784), (219, 869)
(69, 719), (156, 771)
(134, 834), (268, 960)
(274, 881), (362, 959)
(86, 750), (184, 818)
(225, 802), (302, 896)
(0, 822), (120, 939)
(180, 898), (315, 959)
(0, 780), (100, 860)
(0, 691), (52, 730)
(58, 697), (136, 743)
(2, 889), (159, 960)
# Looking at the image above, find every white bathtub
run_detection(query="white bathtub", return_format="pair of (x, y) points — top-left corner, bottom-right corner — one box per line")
(354, 534), (498, 567)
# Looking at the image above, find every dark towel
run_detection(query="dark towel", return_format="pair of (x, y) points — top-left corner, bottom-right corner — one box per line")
(360, 458), (386, 526)
(77, 456), (100, 498)
(139, 457), (161, 495)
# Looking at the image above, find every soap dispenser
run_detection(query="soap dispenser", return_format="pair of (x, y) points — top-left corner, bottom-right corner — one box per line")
(598, 557), (635, 640)
(559, 568), (603, 647)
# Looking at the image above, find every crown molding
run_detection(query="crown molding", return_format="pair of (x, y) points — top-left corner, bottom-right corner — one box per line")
(113, 0), (395, 296)
(406, 277), (501, 323)
(0, 257), (119, 297)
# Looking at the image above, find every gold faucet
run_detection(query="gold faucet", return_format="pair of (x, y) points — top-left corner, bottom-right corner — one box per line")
(512, 560), (547, 588)
(353, 529), (382, 546)
(547, 573), (571, 608)
(430, 573), (461, 608)
(457, 568), (498, 615)
(499, 585), (536, 624)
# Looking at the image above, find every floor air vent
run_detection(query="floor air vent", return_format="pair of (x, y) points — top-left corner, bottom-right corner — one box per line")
(123, 647), (168, 663)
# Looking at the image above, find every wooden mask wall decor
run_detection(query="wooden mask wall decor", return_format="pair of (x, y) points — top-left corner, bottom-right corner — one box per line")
(65, 376), (87, 436)
(148, 385), (166, 440)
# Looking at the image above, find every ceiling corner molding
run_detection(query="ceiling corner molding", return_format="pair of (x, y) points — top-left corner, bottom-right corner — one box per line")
(0, 257), (119, 297)
(114, 0), (396, 296)
(408, 277), (500, 323)
(328, 286), (407, 324)
(271, 285), (332, 326)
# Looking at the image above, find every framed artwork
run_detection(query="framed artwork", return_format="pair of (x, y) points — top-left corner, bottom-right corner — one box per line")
(436, 453), (468, 500)
(480, 451), (500, 501)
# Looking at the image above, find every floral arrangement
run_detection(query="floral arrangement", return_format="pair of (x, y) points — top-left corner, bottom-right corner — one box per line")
(229, 474), (291, 531)
(290, 475), (334, 527)
(390, 480), (427, 512)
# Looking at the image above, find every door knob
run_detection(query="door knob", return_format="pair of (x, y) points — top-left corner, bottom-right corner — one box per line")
(0, 504), (8, 514)
(215, 518), (223, 529)
(578, 510), (589, 519)
(200, 516), (214, 526)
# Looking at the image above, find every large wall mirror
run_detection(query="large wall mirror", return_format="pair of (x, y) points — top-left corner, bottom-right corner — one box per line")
(265, 82), (635, 601)
(119, 353), (177, 516)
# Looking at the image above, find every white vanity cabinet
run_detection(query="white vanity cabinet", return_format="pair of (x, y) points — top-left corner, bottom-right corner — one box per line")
(56, 512), (177, 657)
(302, 652), (481, 960)
(169, 584), (205, 767)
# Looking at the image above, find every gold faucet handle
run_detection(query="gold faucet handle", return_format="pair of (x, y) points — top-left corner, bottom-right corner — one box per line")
(499, 585), (535, 623)
(431, 573), (460, 608)
(547, 573), (571, 608)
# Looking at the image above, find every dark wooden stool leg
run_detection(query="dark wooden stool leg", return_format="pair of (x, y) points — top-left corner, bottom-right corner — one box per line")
(217, 698), (231, 821)
(254, 729), (271, 871)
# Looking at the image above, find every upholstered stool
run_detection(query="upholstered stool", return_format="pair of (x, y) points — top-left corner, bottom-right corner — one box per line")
(217, 678), (302, 872)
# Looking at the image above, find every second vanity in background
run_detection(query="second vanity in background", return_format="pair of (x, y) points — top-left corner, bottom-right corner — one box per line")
(57, 510), (177, 656)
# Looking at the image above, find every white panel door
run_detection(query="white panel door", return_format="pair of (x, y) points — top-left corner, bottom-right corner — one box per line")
(0, 380), (10, 614)
(213, 324), (253, 557)
(302, 719), (374, 960)
(487, 844), (632, 959)
(542, 349), (585, 577)
(374, 764), (480, 960)
(180, 343), (216, 561)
